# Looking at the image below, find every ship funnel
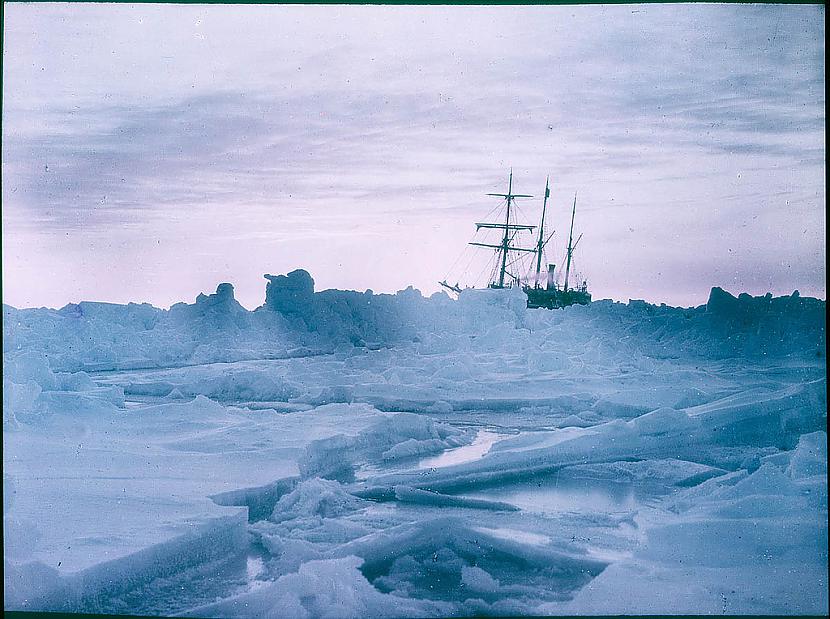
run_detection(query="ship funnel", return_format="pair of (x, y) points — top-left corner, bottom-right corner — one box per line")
(547, 264), (556, 291)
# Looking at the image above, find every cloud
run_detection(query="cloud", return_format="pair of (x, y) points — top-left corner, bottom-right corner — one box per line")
(2, 3), (825, 308)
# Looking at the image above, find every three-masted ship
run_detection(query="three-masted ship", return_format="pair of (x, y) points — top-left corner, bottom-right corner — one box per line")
(440, 171), (591, 309)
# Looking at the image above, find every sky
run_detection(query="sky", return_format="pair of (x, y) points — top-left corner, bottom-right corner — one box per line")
(2, 3), (825, 309)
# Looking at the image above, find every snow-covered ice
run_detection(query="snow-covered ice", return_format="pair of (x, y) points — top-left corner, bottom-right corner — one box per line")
(3, 272), (827, 615)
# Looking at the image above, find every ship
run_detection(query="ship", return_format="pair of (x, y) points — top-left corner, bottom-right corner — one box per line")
(440, 170), (591, 309)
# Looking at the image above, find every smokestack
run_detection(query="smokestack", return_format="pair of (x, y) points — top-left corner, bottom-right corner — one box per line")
(547, 264), (556, 291)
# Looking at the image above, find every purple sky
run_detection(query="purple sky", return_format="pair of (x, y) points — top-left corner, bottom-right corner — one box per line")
(2, 3), (825, 309)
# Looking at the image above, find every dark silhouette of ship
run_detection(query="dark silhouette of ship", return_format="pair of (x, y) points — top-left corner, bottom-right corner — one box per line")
(440, 171), (591, 309)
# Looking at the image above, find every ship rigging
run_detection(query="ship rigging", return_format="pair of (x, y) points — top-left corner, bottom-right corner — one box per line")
(440, 170), (591, 308)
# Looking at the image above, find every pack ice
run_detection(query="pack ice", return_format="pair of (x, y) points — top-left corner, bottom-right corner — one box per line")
(3, 271), (827, 616)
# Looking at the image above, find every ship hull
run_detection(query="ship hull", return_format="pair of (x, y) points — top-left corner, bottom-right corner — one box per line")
(525, 286), (591, 309)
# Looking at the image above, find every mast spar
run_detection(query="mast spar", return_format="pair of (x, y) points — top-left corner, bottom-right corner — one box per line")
(563, 192), (578, 293)
(475, 169), (534, 288)
(499, 171), (513, 287)
(534, 176), (551, 289)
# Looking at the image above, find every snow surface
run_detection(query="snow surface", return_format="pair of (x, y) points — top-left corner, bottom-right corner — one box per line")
(3, 273), (827, 615)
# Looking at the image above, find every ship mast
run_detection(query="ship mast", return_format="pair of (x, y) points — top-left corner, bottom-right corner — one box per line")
(500, 173), (514, 287)
(563, 192), (578, 293)
(534, 176), (551, 289)
(468, 170), (535, 288)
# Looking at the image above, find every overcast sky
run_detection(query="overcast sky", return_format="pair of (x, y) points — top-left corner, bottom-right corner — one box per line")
(2, 3), (825, 309)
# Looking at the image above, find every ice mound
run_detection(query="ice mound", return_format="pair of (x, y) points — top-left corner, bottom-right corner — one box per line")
(5, 510), (249, 613)
(168, 283), (252, 338)
(638, 460), (826, 570)
(714, 462), (802, 500)
(3, 349), (125, 428)
(333, 517), (608, 607)
(630, 407), (694, 435)
(3, 560), (62, 610)
(270, 478), (365, 523)
(264, 269), (316, 316)
(3, 380), (40, 428)
(2, 284), (300, 372)
(700, 286), (825, 358)
(4, 351), (58, 389)
(248, 480), (374, 578)
(563, 434), (828, 614)
(690, 379), (827, 450)
(183, 556), (450, 619)
(381, 438), (449, 460)
(299, 412), (466, 481)
(186, 369), (300, 402)
(261, 271), (457, 348)
(787, 431), (827, 480)
(458, 285), (528, 330)
(3, 272), (827, 615)
(367, 379), (825, 495)
(4, 276), (825, 377)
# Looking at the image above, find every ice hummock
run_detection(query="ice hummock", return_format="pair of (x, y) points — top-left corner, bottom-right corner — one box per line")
(3, 272), (827, 615)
